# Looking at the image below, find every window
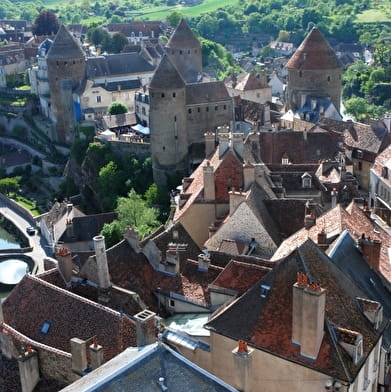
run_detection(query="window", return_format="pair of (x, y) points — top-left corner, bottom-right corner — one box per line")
(302, 175), (312, 188)
(215, 106), (218, 111)
(169, 299), (175, 307)
(179, 50), (183, 54)
(224, 105), (227, 110)
(96, 96), (102, 103)
(188, 108), (192, 114)
(161, 93), (165, 98)
(327, 75), (331, 82)
(188, 50), (190, 54)
(206, 107), (209, 112)
(382, 167), (388, 179)
(358, 161), (362, 171)
(197, 107), (200, 113)
(173, 92), (176, 98)
(124, 93), (129, 100)
(299, 70), (302, 77)
(257, 93), (260, 98)
(142, 107), (146, 115)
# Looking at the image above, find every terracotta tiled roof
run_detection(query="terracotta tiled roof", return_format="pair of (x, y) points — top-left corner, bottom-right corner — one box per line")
(102, 113), (137, 129)
(166, 19), (200, 49)
(218, 239), (248, 255)
(286, 27), (341, 70)
(149, 55), (185, 89)
(207, 239), (384, 381)
(211, 260), (271, 295)
(272, 202), (391, 284)
(343, 121), (388, 155)
(46, 24), (84, 60)
(372, 144), (391, 187)
(2, 273), (137, 361)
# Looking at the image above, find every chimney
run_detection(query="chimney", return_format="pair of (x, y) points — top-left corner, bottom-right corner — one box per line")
(204, 131), (216, 158)
(66, 218), (74, 239)
(232, 132), (244, 159)
(165, 249), (180, 274)
(56, 247), (73, 286)
(359, 234), (382, 270)
(243, 163), (255, 191)
(317, 230), (327, 247)
(331, 188), (338, 208)
(229, 188), (246, 216)
(93, 235), (111, 290)
(232, 340), (253, 392)
(292, 272), (326, 360)
(71, 338), (88, 374)
(124, 227), (141, 253)
(18, 347), (40, 392)
(181, 177), (193, 192)
(203, 161), (215, 200)
(304, 212), (316, 229)
(134, 309), (157, 346)
(218, 129), (230, 157)
(89, 337), (104, 370)
(197, 253), (210, 271)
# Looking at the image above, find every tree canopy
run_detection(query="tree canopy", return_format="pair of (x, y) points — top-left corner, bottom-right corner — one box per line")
(32, 10), (60, 36)
(108, 101), (128, 115)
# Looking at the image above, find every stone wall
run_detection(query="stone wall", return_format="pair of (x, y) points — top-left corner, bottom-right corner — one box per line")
(105, 140), (150, 160)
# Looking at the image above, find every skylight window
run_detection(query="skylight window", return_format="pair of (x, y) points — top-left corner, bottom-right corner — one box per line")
(41, 321), (51, 335)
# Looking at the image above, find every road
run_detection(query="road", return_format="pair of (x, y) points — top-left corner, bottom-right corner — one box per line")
(0, 199), (50, 274)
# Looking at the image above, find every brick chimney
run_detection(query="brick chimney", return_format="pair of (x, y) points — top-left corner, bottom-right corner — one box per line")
(93, 235), (111, 290)
(358, 234), (382, 270)
(204, 131), (216, 158)
(71, 338), (88, 374)
(317, 229), (327, 247)
(203, 161), (215, 200)
(292, 272), (326, 360)
(165, 249), (180, 274)
(243, 163), (255, 191)
(229, 188), (246, 216)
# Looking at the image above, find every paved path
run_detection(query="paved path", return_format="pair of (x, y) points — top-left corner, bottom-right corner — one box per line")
(0, 199), (50, 274)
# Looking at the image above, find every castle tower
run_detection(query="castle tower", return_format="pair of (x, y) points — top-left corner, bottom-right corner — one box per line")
(165, 19), (202, 83)
(149, 55), (188, 187)
(46, 25), (86, 144)
(285, 27), (342, 112)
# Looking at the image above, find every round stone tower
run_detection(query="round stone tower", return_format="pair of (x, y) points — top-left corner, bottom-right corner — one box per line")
(286, 27), (342, 112)
(46, 25), (86, 144)
(165, 19), (202, 83)
(149, 55), (188, 187)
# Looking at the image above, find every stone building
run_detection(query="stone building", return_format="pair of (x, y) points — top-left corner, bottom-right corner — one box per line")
(149, 19), (233, 186)
(285, 27), (342, 114)
(46, 25), (86, 144)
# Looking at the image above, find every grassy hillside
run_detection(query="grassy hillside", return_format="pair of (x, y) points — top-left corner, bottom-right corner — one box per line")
(356, 1), (391, 23)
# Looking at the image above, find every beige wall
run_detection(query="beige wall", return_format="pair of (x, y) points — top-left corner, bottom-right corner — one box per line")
(353, 158), (372, 191)
(228, 86), (272, 105)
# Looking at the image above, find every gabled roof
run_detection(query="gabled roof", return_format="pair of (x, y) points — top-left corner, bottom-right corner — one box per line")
(372, 144), (391, 187)
(186, 81), (231, 105)
(60, 343), (239, 392)
(86, 53), (155, 78)
(286, 27), (342, 70)
(343, 120), (388, 155)
(2, 273), (137, 361)
(206, 239), (384, 381)
(227, 71), (268, 91)
(166, 19), (200, 49)
(46, 24), (84, 60)
(149, 54), (185, 89)
(102, 112), (137, 129)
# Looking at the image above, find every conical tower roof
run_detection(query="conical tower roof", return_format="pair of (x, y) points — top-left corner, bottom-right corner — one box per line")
(286, 27), (341, 70)
(166, 19), (200, 49)
(150, 55), (186, 89)
(46, 24), (84, 59)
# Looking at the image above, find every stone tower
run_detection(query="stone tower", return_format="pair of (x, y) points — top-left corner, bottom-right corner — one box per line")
(149, 55), (188, 186)
(285, 27), (342, 112)
(165, 19), (202, 83)
(46, 25), (86, 144)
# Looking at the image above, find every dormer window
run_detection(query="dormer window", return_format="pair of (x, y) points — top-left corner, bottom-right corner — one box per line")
(301, 172), (312, 188)
(335, 326), (363, 365)
(282, 153), (289, 165)
(354, 336), (363, 365)
(382, 167), (388, 179)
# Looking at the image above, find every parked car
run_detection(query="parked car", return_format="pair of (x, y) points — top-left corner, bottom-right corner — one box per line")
(26, 227), (36, 236)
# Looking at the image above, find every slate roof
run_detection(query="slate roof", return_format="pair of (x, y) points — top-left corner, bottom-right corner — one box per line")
(106, 21), (163, 37)
(60, 343), (239, 392)
(46, 24), (84, 60)
(329, 231), (391, 345)
(286, 27), (342, 70)
(95, 79), (141, 92)
(206, 239), (385, 382)
(149, 54), (185, 89)
(166, 19), (200, 49)
(271, 202), (391, 284)
(186, 81), (231, 105)
(2, 273), (137, 361)
(86, 53), (155, 78)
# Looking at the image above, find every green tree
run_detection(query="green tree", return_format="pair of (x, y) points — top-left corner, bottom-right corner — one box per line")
(109, 32), (128, 53)
(166, 11), (183, 27)
(108, 101), (128, 115)
(101, 220), (123, 248)
(32, 10), (60, 36)
(0, 177), (20, 194)
(344, 97), (369, 120)
(98, 161), (120, 211)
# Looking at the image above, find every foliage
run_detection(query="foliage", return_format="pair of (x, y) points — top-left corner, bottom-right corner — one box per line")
(32, 10), (60, 36)
(6, 73), (26, 89)
(344, 97), (387, 120)
(0, 177), (20, 194)
(101, 189), (160, 247)
(166, 11), (183, 27)
(108, 101), (128, 115)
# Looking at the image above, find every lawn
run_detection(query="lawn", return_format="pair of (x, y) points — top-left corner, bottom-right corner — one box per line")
(356, 2), (391, 23)
(10, 194), (41, 216)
